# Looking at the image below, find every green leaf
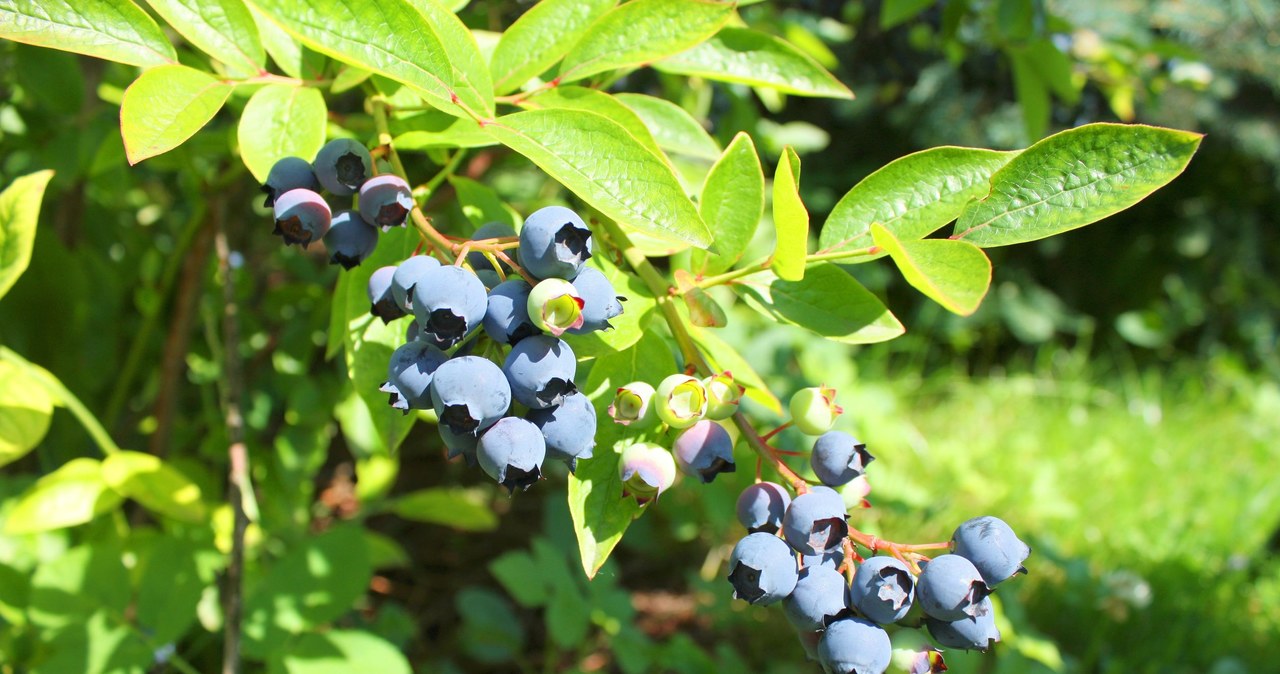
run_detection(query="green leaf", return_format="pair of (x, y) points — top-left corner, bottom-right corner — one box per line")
(488, 550), (549, 607)
(525, 87), (663, 159)
(691, 132), (764, 275)
(389, 487), (498, 531)
(120, 65), (232, 164)
(818, 147), (1018, 254)
(489, 0), (616, 94)
(250, 4), (321, 79)
(687, 324), (780, 413)
(485, 108), (711, 248)
(4, 459), (123, 535)
(0, 170), (54, 303)
(270, 630), (411, 674)
(871, 224), (991, 315)
(771, 146), (807, 281)
(954, 124), (1203, 247)
(655, 27), (853, 99)
(456, 587), (524, 663)
(880, 0), (934, 29)
(558, 0), (733, 84)
(684, 286), (726, 327)
(449, 176), (521, 229)
(0, 0), (176, 67)
(134, 537), (203, 643)
(735, 263), (904, 344)
(391, 111), (495, 151)
(615, 93), (720, 161)
(246, 0), (491, 118)
(408, 0), (495, 117)
(33, 610), (152, 673)
(142, 0), (264, 75)
(546, 580), (591, 649)
(28, 544), (130, 631)
(237, 84), (327, 183)
(569, 331), (673, 577)
(1010, 47), (1049, 144)
(101, 450), (207, 522)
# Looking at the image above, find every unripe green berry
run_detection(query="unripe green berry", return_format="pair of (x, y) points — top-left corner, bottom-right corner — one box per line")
(654, 374), (708, 429)
(527, 278), (585, 336)
(609, 381), (657, 428)
(702, 371), (744, 420)
(789, 385), (842, 435)
(889, 629), (946, 673)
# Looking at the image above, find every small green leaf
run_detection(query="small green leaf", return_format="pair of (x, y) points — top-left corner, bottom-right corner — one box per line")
(691, 132), (764, 275)
(237, 84), (327, 183)
(871, 224), (991, 315)
(735, 264), (904, 344)
(485, 108), (711, 248)
(390, 487), (498, 531)
(880, 0), (933, 29)
(655, 27), (853, 99)
(771, 146), (807, 281)
(615, 93), (720, 161)
(120, 65), (232, 164)
(954, 123), (1203, 247)
(0, 0), (177, 67)
(4, 458), (123, 535)
(525, 87), (663, 158)
(488, 550), (549, 607)
(250, 4), (322, 79)
(687, 324), (780, 413)
(489, 0), (616, 94)
(391, 111), (495, 151)
(449, 175), (520, 230)
(546, 582), (591, 649)
(684, 286), (727, 327)
(456, 588), (524, 663)
(0, 363), (53, 464)
(819, 147), (1018, 254)
(0, 170), (54, 303)
(101, 450), (207, 522)
(270, 630), (411, 674)
(408, 0), (494, 118)
(559, 0), (733, 84)
(142, 0), (265, 75)
(1010, 47), (1050, 144)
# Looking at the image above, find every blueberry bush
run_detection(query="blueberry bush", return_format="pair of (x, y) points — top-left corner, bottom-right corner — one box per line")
(0, 1), (1210, 672)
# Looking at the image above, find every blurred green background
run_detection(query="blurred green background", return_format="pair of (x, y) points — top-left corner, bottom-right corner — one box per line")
(1, 0), (1278, 673)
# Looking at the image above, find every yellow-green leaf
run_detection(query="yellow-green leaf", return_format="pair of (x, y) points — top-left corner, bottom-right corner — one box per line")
(101, 450), (207, 522)
(4, 458), (123, 535)
(735, 264), (904, 344)
(489, 0), (616, 94)
(120, 65), (232, 164)
(142, 0), (264, 75)
(691, 132), (764, 275)
(0, 360), (55, 468)
(871, 224), (991, 316)
(0, 0), (177, 67)
(655, 26), (852, 99)
(558, 0), (733, 84)
(0, 170), (54, 302)
(237, 84), (327, 183)
(390, 487), (498, 531)
(771, 146), (807, 281)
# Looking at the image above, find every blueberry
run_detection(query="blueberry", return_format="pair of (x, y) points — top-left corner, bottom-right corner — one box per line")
(618, 442), (676, 504)
(272, 188), (331, 248)
(411, 265), (488, 349)
(526, 278), (584, 336)
(727, 532), (799, 606)
(817, 618), (892, 674)
(439, 424), (479, 467)
(849, 556), (916, 625)
(406, 319), (422, 343)
(672, 420), (735, 483)
(517, 205), (593, 280)
(803, 547), (846, 571)
(525, 391), (595, 472)
(950, 516), (1030, 587)
(358, 174), (414, 230)
(782, 486), (849, 556)
(783, 565), (850, 631)
(391, 255), (441, 312)
(790, 386), (843, 436)
(475, 269), (503, 290)
(607, 381), (657, 428)
(888, 630), (946, 674)
(323, 210), (378, 269)
(429, 356), (511, 437)
(736, 481), (791, 534)
(654, 374), (708, 430)
(502, 335), (577, 409)
(314, 138), (373, 196)
(925, 597), (1000, 651)
(382, 340), (448, 411)
(368, 266), (406, 322)
(702, 371), (744, 420)
(565, 266), (623, 334)
(467, 222), (517, 273)
(262, 156), (319, 208)
(477, 417), (546, 494)
(796, 629), (822, 662)
(483, 279), (538, 346)
(811, 431), (874, 488)
(915, 554), (992, 622)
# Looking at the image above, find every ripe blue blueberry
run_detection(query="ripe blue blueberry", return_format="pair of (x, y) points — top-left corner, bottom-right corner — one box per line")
(782, 486), (849, 556)
(314, 138), (373, 196)
(466, 222), (517, 273)
(391, 255), (441, 312)
(323, 210), (378, 269)
(502, 335), (577, 409)
(950, 516), (1030, 587)
(617, 442), (676, 504)
(368, 266), (406, 323)
(811, 431), (875, 488)
(358, 174), (413, 230)
(517, 206), (593, 280)
(429, 356), (511, 437)
(439, 424), (479, 467)
(477, 417), (547, 494)
(565, 266), (624, 334)
(848, 556), (916, 625)
(483, 279), (538, 346)
(803, 548), (846, 571)
(525, 391), (596, 472)
(925, 597), (1000, 651)
(736, 481), (791, 534)
(817, 618), (892, 674)
(382, 340), (448, 412)
(262, 156), (319, 207)
(672, 420), (736, 483)
(411, 265), (488, 349)
(272, 188), (331, 248)
(915, 554), (992, 622)
(783, 565), (850, 631)
(727, 532), (799, 606)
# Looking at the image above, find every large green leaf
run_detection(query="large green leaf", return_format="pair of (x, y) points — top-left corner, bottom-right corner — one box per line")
(955, 123), (1203, 247)
(134, 538), (204, 644)
(871, 223), (991, 316)
(4, 459), (123, 535)
(735, 263), (904, 344)
(569, 330), (673, 577)
(691, 132), (763, 275)
(489, 0), (615, 94)
(250, 4), (322, 79)
(246, 0), (491, 118)
(615, 93), (720, 161)
(525, 87), (662, 159)
(408, 0), (494, 117)
(237, 84), (327, 183)
(771, 146), (807, 281)
(819, 147), (1017, 254)
(143, 0), (264, 76)
(655, 26), (853, 99)
(120, 65), (233, 164)
(28, 544), (130, 631)
(485, 108), (712, 248)
(101, 450), (207, 522)
(558, 0), (733, 84)
(269, 630), (411, 674)
(0, 0), (176, 67)
(390, 487), (498, 531)
(0, 170), (53, 302)
(0, 360), (55, 468)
